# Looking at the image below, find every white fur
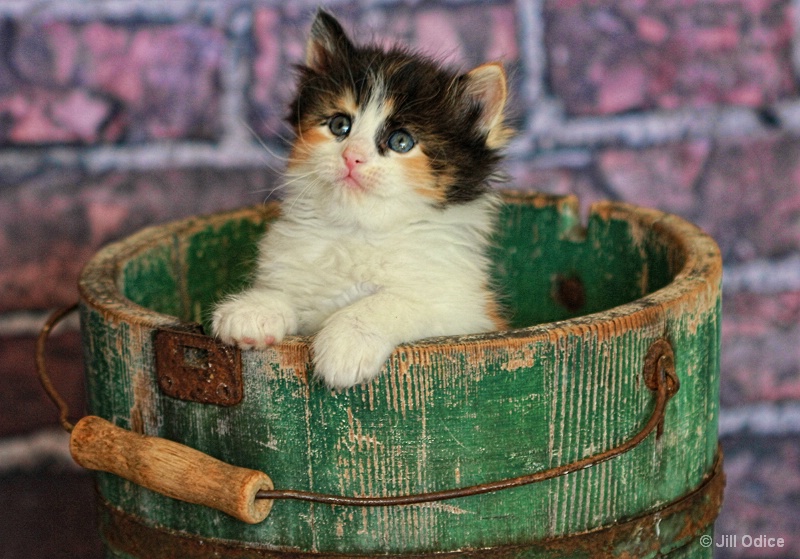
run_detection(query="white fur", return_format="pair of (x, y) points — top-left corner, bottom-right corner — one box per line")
(213, 89), (500, 389)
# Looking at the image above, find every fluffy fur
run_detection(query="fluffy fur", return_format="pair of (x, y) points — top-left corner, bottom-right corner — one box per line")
(212, 11), (511, 389)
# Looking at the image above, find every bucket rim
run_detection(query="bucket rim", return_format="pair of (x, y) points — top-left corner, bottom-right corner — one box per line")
(77, 189), (722, 351)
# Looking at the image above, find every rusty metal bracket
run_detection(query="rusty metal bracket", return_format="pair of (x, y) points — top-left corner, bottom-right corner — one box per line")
(153, 326), (243, 407)
(643, 338), (679, 438)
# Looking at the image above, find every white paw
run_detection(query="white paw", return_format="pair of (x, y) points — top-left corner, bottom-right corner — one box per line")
(312, 318), (395, 390)
(212, 292), (297, 350)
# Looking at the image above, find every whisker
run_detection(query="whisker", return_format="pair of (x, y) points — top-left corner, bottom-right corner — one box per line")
(240, 119), (289, 162)
(246, 104), (297, 147)
(286, 176), (322, 214)
(260, 175), (287, 204)
(254, 166), (319, 203)
(281, 170), (319, 190)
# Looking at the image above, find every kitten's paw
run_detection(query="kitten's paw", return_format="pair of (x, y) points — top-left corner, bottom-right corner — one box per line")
(312, 319), (395, 390)
(212, 293), (297, 350)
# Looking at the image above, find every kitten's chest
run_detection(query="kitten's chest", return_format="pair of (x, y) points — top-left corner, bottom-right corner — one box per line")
(268, 223), (406, 283)
(311, 234), (398, 283)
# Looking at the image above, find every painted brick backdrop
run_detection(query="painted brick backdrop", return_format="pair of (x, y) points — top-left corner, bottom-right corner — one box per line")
(1, 1), (799, 558)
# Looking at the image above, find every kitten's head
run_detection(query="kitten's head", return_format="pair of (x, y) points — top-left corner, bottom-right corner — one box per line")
(285, 11), (511, 224)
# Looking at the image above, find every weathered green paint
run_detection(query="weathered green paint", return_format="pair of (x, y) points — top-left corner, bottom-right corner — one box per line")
(78, 191), (722, 557)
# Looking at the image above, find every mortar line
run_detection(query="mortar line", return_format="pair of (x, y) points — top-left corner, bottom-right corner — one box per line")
(0, 0), (231, 19)
(718, 402), (800, 438)
(721, 255), (800, 295)
(218, 5), (259, 149)
(516, 0), (546, 107)
(0, 428), (77, 475)
(0, 309), (79, 337)
(791, 0), (800, 82)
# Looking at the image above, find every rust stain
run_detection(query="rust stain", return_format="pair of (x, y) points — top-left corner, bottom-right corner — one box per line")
(153, 327), (243, 406)
(552, 274), (586, 313)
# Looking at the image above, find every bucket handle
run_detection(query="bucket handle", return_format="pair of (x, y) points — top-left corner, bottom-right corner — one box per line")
(36, 304), (274, 524)
(38, 304), (678, 522)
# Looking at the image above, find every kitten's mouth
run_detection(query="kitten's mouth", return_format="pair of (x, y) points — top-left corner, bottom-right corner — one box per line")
(340, 170), (367, 192)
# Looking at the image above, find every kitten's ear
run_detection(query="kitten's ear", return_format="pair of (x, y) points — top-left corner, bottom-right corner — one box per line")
(306, 10), (355, 71)
(463, 63), (512, 149)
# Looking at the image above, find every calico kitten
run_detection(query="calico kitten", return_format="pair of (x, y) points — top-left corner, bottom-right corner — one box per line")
(212, 10), (511, 389)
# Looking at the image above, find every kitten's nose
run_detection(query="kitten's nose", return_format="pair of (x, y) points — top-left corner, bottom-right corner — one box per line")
(343, 148), (367, 170)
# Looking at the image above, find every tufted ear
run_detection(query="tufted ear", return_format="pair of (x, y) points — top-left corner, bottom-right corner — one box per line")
(463, 62), (512, 149)
(305, 10), (355, 72)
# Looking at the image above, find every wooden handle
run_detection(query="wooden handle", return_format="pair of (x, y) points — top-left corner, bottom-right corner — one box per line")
(69, 415), (273, 524)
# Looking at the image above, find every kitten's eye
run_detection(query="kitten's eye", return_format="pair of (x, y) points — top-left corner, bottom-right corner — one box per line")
(387, 130), (415, 154)
(328, 114), (351, 137)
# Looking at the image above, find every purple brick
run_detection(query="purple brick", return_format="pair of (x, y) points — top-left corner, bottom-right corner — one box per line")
(721, 291), (800, 406)
(593, 135), (800, 264)
(249, 3), (521, 142)
(84, 23), (224, 141)
(512, 143), (708, 224)
(249, 7), (295, 141)
(544, 0), (796, 116)
(700, 134), (800, 263)
(0, 18), (224, 144)
(0, 167), (279, 312)
(598, 141), (710, 216)
(716, 434), (800, 557)
(0, 89), (116, 144)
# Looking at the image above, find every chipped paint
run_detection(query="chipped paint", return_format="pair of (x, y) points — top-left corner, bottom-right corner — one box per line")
(129, 368), (156, 435)
(500, 347), (537, 372)
(415, 501), (473, 516)
(273, 340), (312, 384)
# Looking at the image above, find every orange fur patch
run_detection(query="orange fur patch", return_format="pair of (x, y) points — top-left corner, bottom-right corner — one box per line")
(338, 93), (359, 116)
(403, 149), (445, 203)
(484, 287), (509, 331)
(288, 125), (328, 167)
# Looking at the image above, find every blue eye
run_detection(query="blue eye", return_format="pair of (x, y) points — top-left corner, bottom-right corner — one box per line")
(387, 130), (415, 153)
(328, 114), (351, 137)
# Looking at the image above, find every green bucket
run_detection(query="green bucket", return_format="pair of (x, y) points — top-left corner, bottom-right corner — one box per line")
(75, 190), (723, 557)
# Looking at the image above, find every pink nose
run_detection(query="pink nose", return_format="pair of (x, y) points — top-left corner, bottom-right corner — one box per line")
(343, 148), (367, 171)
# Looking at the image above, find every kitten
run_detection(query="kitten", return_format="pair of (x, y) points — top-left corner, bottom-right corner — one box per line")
(212, 10), (511, 389)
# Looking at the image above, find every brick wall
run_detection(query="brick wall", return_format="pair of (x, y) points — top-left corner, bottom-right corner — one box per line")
(1, 1), (798, 557)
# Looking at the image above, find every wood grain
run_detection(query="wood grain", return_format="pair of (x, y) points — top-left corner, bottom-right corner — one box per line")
(69, 415), (273, 524)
